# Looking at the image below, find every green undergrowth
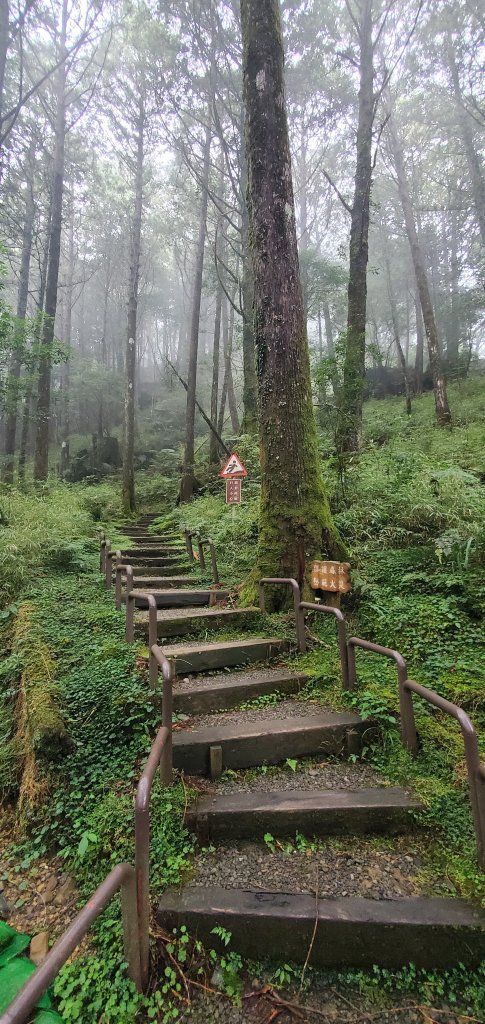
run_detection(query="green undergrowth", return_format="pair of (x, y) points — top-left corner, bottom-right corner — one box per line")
(2, 561), (194, 1022)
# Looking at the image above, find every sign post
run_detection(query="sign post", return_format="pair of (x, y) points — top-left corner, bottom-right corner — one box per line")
(220, 452), (248, 506)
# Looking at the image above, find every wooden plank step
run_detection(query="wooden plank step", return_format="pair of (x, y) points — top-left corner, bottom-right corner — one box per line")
(173, 667), (309, 714)
(127, 589), (230, 609)
(120, 575), (196, 589)
(157, 887), (485, 968)
(187, 787), (420, 841)
(135, 606), (261, 639)
(121, 547), (185, 557)
(172, 710), (362, 774)
(164, 637), (289, 676)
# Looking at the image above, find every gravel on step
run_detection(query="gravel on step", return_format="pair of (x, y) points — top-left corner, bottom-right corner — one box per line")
(207, 757), (387, 794)
(182, 698), (342, 730)
(188, 837), (422, 900)
(174, 666), (304, 694)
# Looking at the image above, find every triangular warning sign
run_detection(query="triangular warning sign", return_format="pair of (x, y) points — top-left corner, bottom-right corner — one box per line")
(219, 452), (248, 478)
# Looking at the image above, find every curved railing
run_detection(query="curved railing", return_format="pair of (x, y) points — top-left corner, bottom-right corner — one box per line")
(0, 864), (142, 1024)
(298, 601), (350, 690)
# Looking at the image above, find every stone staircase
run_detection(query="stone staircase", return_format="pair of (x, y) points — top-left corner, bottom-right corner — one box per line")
(113, 517), (485, 971)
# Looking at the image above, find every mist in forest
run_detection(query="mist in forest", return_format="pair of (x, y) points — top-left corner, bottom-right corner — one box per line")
(0, 0), (483, 499)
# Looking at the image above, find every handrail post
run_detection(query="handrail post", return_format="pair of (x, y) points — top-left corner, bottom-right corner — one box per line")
(197, 536), (206, 571)
(115, 558), (124, 610)
(258, 578), (303, 649)
(147, 595), (158, 687)
(126, 590), (135, 642)
(160, 661), (173, 787)
(299, 602), (349, 688)
(347, 637), (411, 733)
(100, 538), (107, 573)
(104, 541), (111, 586)
(184, 529), (195, 562)
(207, 539), (219, 585)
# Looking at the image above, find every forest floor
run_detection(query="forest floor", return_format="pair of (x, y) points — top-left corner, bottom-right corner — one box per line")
(0, 376), (484, 1022)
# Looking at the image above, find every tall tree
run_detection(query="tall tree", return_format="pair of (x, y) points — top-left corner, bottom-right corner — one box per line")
(240, 0), (343, 594)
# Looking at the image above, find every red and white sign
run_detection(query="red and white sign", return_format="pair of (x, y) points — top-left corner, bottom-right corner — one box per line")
(219, 452), (247, 478)
(226, 478), (242, 504)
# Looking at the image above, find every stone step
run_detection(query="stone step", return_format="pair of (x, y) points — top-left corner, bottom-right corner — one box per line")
(127, 589), (230, 609)
(164, 637), (289, 676)
(173, 667), (309, 714)
(135, 606), (261, 640)
(172, 710), (362, 774)
(157, 887), (485, 968)
(187, 787), (420, 841)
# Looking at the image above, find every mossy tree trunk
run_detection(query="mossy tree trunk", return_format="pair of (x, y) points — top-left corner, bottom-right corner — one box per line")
(240, 0), (343, 598)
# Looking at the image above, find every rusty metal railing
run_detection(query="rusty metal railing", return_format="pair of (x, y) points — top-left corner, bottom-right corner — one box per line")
(259, 578), (303, 647)
(135, 646), (174, 990)
(197, 536), (219, 584)
(0, 864), (142, 1024)
(100, 535), (107, 572)
(401, 678), (485, 868)
(184, 528), (198, 562)
(347, 638), (408, 722)
(299, 602), (350, 690)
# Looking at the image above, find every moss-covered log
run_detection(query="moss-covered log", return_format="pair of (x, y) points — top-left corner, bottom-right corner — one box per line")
(240, 0), (344, 599)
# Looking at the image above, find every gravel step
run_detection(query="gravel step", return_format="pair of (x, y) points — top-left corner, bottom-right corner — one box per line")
(119, 556), (190, 567)
(173, 667), (309, 714)
(126, 589), (230, 609)
(157, 886), (485, 968)
(135, 605), (262, 639)
(187, 787), (420, 841)
(120, 575), (197, 589)
(164, 637), (289, 676)
(172, 709), (363, 775)
(121, 547), (186, 557)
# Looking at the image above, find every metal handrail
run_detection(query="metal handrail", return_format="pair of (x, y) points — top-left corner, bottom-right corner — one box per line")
(197, 537), (219, 584)
(0, 864), (142, 1024)
(347, 637), (408, 724)
(135, 648), (174, 990)
(259, 578), (303, 647)
(126, 591), (158, 663)
(100, 537), (107, 572)
(183, 528), (198, 562)
(403, 678), (485, 869)
(299, 602), (350, 689)
(103, 540), (111, 585)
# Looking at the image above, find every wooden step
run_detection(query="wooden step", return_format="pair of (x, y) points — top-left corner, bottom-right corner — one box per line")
(164, 637), (289, 676)
(187, 787), (420, 841)
(121, 547), (185, 557)
(120, 575), (196, 588)
(135, 606), (261, 639)
(172, 710), (362, 774)
(173, 667), (309, 714)
(119, 556), (189, 567)
(127, 589), (229, 609)
(157, 887), (485, 968)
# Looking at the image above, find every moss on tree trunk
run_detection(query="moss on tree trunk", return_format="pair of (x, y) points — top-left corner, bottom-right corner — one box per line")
(240, 0), (344, 602)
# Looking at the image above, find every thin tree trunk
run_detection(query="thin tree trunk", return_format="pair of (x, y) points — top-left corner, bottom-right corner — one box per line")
(18, 206), (50, 486)
(209, 285), (222, 464)
(448, 204), (460, 367)
(240, 128), (258, 434)
(33, 0), (67, 480)
(2, 153), (35, 482)
(241, 0), (343, 594)
(122, 86), (145, 514)
(60, 206), (74, 476)
(386, 259), (411, 415)
(414, 293), (424, 395)
(337, 0), (373, 454)
(388, 111), (451, 426)
(447, 44), (485, 248)
(225, 299), (239, 434)
(0, 0), (8, 151)
(180, 110), (212, 502)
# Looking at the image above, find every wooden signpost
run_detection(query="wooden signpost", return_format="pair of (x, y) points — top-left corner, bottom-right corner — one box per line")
(311, 560), (351, 597)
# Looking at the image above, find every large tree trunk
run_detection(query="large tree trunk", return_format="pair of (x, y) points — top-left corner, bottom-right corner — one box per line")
(336, 0), (373, 454)
(33, 0), (67, 481)
(2, 155), (35, 483)
(388, 112), (451, 426)
(0, 0), (8, 171)
(180, 113), (212, 502)
(122, 86), (145, 514)
(240, 0), (343, 595)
